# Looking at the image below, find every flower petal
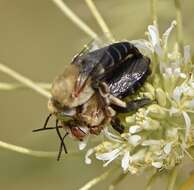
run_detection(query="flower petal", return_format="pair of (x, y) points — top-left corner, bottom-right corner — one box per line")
(162, 20), (176, 49)
(85, 149), (95, 164)
(79, 140), (87, 150)
(148, 25), (160, 47)
(155, 44), (163, 57)
(103, 127), (122, 143)
(164, 143), (172, 154)
(121, 151), (130, 172)
(187, 99), (194, 109)
(166, 128), (178, 138)
(152, 161), (163, 168)
(102, 149), (122, 167)
(128, 135), (141, 146)
(172, 85), (189, 102)
(142, 140), (161, 146)
(184, 45), (191, 64)
(174, 68), (186, 78)
(129, 125), (142, 134)
(96, 148), (121, 161)
(182, 111), (191, 141)
(169, 107), (179, 116)
(130, 149), (146, 162)
(130, 40), (153, 55)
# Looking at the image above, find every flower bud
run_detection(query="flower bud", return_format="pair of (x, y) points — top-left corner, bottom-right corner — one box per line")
(147, 104), (167, 119)
(125, 115), (136, 123)
(129, 125), (142, 134)
(155, 88), (167, 106)
(142, 118), (161, 130)
(128, 135), (142, 146)
(152, 161), (163, 168)
(141, 92), (154, 100)
(144, 83), (155, 95)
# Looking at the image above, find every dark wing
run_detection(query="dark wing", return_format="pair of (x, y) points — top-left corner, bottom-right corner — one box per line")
(103, 56), (151, 99)
(72, 42), (141, 94)
(72, 47), (109, 95)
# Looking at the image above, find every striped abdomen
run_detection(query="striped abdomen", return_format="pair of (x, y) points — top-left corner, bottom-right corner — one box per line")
(104, 55), (151, 99)
(73, 41), (142, 79)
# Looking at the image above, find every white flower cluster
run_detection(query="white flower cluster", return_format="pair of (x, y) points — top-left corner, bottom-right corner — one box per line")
(84, 21), (194, 174)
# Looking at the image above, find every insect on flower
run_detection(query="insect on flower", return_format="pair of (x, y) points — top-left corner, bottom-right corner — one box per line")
(33, 41), (151, 160)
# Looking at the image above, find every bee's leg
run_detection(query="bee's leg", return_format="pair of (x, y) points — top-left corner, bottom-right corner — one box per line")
(95, 81), (151, 113)
(108, 94), (127, 107)
(112, 97), (151, 113)
(111, 117), (125, 134)
(94, 83), (118, 119)
(97, 83), (151, 113)
(96, 82), (127, 108)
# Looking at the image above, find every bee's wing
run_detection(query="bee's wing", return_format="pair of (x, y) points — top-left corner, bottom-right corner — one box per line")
(104, 56), (151, 99)
(72, 42), (142, 96)
(72, 47), (110, 96)
(76, 42), (140, 77)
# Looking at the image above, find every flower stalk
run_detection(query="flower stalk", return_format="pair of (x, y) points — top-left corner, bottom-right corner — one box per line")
(84, 0), (115, 42)
(167, 167), (178, 190)
(150, 0), (158, 27)
(0, 140), (78, 158)
(85, 20), (194, 175)
(0, 82), (51, 91)
(51, 0), (100, 41)
(0, 63), (51, 99)
(108, 172), (128, 190)
(174, 0), (184, 53)
(145, 171), (159, 190)
(79, 168), (115, 190)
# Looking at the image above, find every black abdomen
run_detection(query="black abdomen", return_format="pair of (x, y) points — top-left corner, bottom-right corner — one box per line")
(105, 42), (141, 65)
(74, 42), (142, 79)
(104, 56), (151, 99)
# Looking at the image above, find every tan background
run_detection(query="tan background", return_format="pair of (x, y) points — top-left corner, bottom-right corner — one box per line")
(0, 0), (194, 190)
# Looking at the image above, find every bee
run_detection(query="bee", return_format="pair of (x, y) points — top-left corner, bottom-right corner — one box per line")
(33, 41), (151, 160)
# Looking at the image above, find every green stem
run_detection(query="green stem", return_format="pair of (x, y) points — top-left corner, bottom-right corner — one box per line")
(174, 0), (184, 53)
(0, 63), (51, 99)
(146, 170), (158, 190)
(79, 168), (115, 190)
(84, 0), (115, 42)
(150, 0), (158, 27)
(0, 140), (78, 158)
(108, 172), (128, 190)
(0, 82), (51, 91)
(167, 167), (178, 190)
(51, 0), (100, 41)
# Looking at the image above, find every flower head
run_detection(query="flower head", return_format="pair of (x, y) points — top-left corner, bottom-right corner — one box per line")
(84, 21), (194, 174)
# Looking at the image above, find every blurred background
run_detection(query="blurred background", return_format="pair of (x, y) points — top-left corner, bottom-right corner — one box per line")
(0, 0), (194, 189)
